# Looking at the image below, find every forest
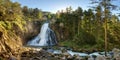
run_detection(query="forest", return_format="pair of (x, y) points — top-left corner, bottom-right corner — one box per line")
(0, 0), (120, 60)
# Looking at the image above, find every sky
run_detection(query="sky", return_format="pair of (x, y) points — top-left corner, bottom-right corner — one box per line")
(11, 0), (91, 13)
(11, 0), (120, 14)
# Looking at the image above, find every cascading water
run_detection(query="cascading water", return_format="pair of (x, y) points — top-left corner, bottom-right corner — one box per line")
(27, 22), (57, 46)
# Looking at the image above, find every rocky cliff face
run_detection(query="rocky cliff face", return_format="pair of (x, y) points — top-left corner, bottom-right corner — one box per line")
(22, 21), (41, 45)
(0, 20), (41, 59)
(0, 28), (22, 54)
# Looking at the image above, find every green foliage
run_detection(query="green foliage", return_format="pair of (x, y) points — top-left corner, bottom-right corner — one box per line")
(59, 40), (75, 48)
(0, 0), (26, 31)
(73, 29), (96, 46)
(22, 7), (43, 20)
(54, 4), (120, 50)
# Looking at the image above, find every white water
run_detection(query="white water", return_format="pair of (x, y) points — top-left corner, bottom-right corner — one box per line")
(27, 22), (57, 46)
(52, 50), (88, 56)
(52, 50), (111, 57)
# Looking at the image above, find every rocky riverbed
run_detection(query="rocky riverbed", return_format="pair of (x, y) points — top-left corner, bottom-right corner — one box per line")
(0, 47), (120, 60)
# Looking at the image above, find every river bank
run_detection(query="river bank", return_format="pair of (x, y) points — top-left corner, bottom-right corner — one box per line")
(0, 46), (120, 60)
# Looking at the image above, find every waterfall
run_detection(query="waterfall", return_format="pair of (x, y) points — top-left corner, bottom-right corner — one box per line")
(27, 22), (57, 46)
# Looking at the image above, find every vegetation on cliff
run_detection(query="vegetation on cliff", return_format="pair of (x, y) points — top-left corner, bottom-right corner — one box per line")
(0, 0), (25, 53)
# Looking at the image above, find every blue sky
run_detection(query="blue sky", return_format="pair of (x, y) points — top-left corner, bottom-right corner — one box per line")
(11, 0), (91, 13)
(11, 0), (120, 14)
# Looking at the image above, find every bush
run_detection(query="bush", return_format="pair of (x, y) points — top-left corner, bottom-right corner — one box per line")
(73, 30), (96, 46)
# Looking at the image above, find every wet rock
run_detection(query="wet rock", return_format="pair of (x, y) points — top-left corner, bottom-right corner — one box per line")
(21, 57), (32, 60)
(9, 55), (17, 60)
(115, 56), (120, 60)
(33, 57), (41, 60)
(73, 54), (83, 60)
(112, 48), (120, 59)
(66, 55), (73, 60)
(61, 56), (66, 60)
(96, 55), (106, 60)
(88, 56), (94, 60)
(63, 52), (70, 56)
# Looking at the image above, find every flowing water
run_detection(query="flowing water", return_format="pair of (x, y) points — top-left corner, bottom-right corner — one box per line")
(27, 22), (57, 46)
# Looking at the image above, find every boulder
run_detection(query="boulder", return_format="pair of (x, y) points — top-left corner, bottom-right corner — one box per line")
(96, 55), (106, 60)
(9, 55), (17, 60)
(112, 48), (120, 59)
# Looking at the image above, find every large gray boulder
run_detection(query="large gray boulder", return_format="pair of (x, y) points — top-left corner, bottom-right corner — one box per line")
(96, 55), (106, 60)
(112, 48), (120, 59)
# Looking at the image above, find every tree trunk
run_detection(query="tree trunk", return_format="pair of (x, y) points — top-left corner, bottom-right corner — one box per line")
(105, 18), (108, 56)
